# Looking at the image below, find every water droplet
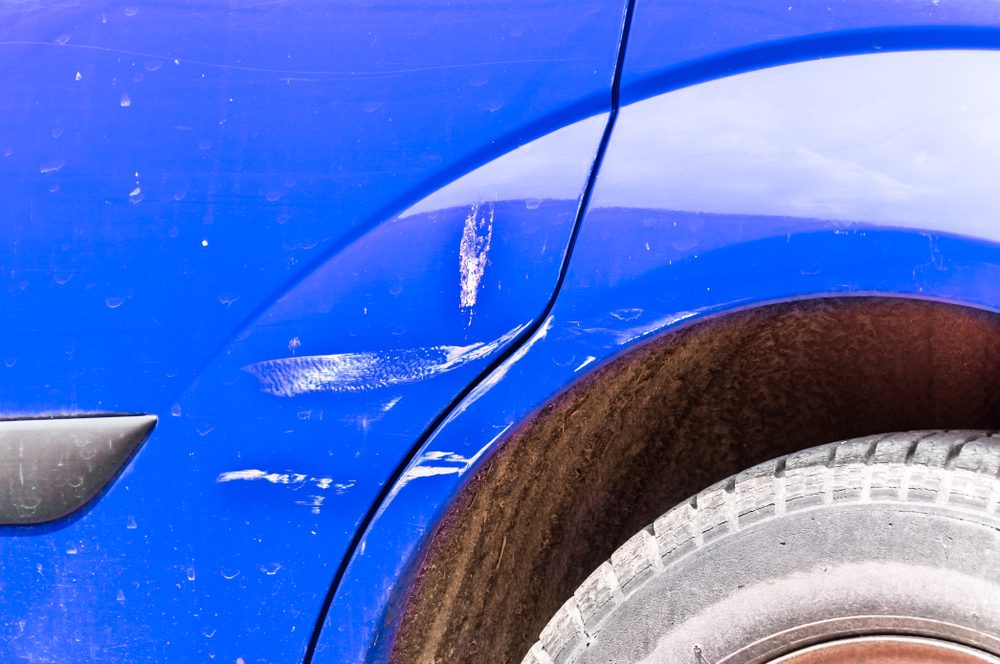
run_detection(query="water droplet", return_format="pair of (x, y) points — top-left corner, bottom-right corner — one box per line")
(283, 177), (296, 188)
(3, 147), (11, 157)
(197, 139), (212, 151)
(482, 101), (503, 112)
(51, 127), (64, 139)
(264, 190), (282, 202)
(524, 199), (541, 210)
(201, 239), (209, 247)
(48, 184), (60, 193)
(168, 226), (180, 238)
(288, 337), (301, 352)
(105, 296), (125, 309)
(124, 6), (139, 16)
(260, 563), (281, 576)
(74, 71), (83, 81)
(361, 102), (381, 113)
(116, 589), (126, 603)
(120, 92), (132, 108)
(275, 213), (290, 225)
(55, 34), (71, 45)
(186, 566), (196, 581)
(66, 544), (78, 555)
(468, 75), (488, 87)
(144, 59), (163, 72)
(171, 403), (182, 417)
(126, 515), (137, 529)
(172, 190), (186, 201)
(4, 358), (16, 368)
(388, 284), (403, 296)
(128, 186), (143, 204)
(132, 72), (144, 83)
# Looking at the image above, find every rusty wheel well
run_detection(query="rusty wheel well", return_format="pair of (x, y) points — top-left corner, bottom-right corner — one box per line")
(391, 297), (1000, 664)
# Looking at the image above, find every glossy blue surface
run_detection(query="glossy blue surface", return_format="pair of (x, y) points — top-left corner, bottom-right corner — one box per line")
(0, 1), (624, 661)
(6, 2), (1000, 663)
(317, 48), (1000, 663)
(620, 0), (1000, 104)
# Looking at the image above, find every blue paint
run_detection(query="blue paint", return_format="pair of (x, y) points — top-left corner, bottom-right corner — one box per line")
(4, 1), (1000, 663)
(316, 48), (1000, 664)
(0, 1), (622, 661)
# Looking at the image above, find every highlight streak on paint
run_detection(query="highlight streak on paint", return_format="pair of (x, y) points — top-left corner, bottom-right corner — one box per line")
(458, 201), (494, 316)
(243, 323), (527, 397)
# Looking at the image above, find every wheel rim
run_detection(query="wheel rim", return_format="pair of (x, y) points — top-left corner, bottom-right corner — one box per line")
(770, 636), (1000, 664)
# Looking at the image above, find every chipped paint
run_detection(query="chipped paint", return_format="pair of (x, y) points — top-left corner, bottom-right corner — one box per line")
(458, 202), (494, 314)
(243, 323), (527, 397)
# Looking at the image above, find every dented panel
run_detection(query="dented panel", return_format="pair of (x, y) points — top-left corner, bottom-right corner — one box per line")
(319, 47), (1000, 664)
(0, 1), (624, 661)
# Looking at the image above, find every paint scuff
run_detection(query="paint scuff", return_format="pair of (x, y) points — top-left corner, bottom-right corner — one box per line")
(216, 469), (345, 491)
(382, 423), (513, 509)
(448, 314), (554, 423)
(243, 323), (527, 397)
(459, 201), (494, 315)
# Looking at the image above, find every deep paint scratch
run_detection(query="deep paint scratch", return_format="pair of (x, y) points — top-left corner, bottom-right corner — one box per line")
(458, 202), (495, 315)
(243, 323), (527, 397)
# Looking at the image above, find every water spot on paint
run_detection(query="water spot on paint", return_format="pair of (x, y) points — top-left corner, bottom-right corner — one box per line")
(120, 92), (132, 108)
(105, 296), (125, 309)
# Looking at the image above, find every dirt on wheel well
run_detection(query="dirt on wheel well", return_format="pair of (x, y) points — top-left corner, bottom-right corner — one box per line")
(390, 297), (1000, 664)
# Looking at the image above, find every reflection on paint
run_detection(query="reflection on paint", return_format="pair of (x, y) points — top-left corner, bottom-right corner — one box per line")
(595, 50), (1000, 242)
(243, 323), (529, 397)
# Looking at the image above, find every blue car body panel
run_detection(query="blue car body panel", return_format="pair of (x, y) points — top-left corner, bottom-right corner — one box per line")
(316, 17), (1000, 664)
(0, 1), (624, 661)
(3, 2), (1000, 663)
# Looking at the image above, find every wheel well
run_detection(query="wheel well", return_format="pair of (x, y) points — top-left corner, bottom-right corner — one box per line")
(391, 297), (1000, 663)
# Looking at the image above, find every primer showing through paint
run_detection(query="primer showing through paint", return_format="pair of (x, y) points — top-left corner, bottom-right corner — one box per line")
(243, 323), (528, 397)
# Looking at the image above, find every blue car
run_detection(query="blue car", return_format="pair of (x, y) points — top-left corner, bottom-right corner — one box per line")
(3, 1), (1000, 662)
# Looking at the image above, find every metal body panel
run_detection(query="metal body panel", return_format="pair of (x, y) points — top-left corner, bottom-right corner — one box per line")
(317, 48), (1000, 664)
(5, 1), (1000, 663)
(0, 2), (624, 662)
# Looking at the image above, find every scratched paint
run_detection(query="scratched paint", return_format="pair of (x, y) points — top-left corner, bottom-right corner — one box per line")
(242, 323), (528, 397)
(458, 202), (495, 313)
(377, 423), (512, 517)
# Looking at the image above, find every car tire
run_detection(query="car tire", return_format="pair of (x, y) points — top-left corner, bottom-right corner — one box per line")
(522, 431), (1000, 663)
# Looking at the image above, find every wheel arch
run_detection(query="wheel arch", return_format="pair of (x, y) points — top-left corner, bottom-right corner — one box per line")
(392, 295), (1000, 663)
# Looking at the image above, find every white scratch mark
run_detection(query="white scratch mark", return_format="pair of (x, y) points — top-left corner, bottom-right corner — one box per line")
(216, 469), (341, 495)
(295, 495), (325, 514)
(452, 315), (554, 420)
(613, 311), (700, 346)
(381, 423), (513, 511)
(242, 323), (527, 397)
(381, 396), (402, 413)
(458, 201), (494, 315)
(574, 356), (597, 372)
